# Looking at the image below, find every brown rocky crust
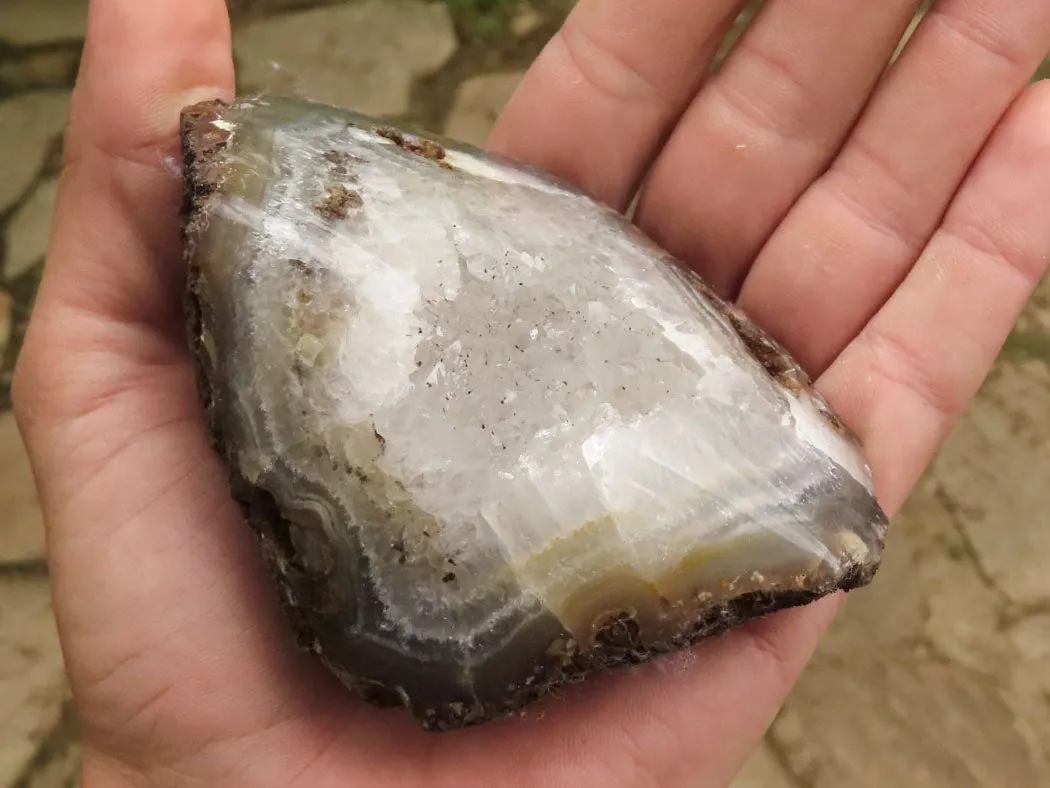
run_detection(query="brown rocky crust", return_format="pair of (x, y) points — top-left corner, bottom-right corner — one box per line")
(374, 124), (454, 169)
(314, 184), (363, 220)
(180, 100), (234, 450)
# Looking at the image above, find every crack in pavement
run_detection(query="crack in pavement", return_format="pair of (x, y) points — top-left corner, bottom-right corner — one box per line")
(0, 557), (49, 577)
(10, 698), (80, 788)
(763, 729), (814, 788)
(931, 483), (1011, 603)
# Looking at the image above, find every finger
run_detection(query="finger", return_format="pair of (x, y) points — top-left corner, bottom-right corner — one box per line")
(634, 0), (922, 297)
(738, 0), (1050, 376)
(67, 0), (233, 167)
(36, 0), (233, 334)
(17, 0), (233, 487)
(10, 4), (332, 766)
(487, 0), (745, 210)
(818, 80), (1050, 511)
(17, 0), (233, 423)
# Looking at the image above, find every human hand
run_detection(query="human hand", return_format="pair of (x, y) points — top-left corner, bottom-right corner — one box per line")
(13, 1), (1050, 786)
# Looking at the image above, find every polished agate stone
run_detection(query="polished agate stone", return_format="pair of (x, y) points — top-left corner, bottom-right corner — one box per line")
(180, 95), (889, 731)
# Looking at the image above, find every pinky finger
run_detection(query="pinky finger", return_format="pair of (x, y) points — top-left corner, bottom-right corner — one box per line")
(817, 80), (1050, 514)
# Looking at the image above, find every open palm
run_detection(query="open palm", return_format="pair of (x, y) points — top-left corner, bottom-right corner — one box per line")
(14, 1), (1050, 786)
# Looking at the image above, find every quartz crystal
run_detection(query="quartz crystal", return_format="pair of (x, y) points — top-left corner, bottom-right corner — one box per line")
(180, 95), (889, 731)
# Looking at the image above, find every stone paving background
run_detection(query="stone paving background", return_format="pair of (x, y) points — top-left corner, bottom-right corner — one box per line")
(1, 2), (1048, 786)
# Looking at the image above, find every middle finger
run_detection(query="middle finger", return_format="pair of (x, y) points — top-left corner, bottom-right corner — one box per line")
(488, 0), (747, 211)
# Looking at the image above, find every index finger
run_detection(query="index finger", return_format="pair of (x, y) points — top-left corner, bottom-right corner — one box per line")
(487, 0), (745, 210)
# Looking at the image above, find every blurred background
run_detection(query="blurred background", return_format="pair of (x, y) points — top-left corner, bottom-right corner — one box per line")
(1, 1), (1048, 786)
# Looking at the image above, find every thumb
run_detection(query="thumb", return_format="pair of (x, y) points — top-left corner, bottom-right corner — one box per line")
(14, 0), (233, 499)
(36, 0), (233, 334)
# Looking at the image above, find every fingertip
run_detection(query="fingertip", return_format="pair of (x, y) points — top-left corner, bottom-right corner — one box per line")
(1021, 74), (1050, 103)
(69, 0), (234, 161)
(985, 78), (1050, 158)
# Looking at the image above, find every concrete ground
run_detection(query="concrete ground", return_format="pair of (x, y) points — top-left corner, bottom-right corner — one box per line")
(1, 2), (1048, 786)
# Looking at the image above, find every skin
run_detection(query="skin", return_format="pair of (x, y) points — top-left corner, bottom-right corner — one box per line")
(11, 0), (1050, 785)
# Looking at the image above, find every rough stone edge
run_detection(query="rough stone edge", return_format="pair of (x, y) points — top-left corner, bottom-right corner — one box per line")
(178, 98), (886, 732)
